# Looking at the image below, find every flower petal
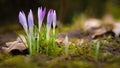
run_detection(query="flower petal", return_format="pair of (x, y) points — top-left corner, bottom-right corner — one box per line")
(38, 7), (42, 24)
(46, 9), (53, 40)
(38, 7), (46, 31)
(19, 11), (28, 34)
(47, 9), (53, 26)
(53, 10), (56, 28)
(41, 7), (46, 22)
(28, 9), (34, 30)
(38, 7), (46, 24)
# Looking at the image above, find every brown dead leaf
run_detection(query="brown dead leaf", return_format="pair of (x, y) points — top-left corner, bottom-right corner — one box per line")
(91, 27), (110, 38)
(112, 22), (120, 36)
(103, 14), (114, 24)
(84, 18), (102, 31)
(55, 38), (65, 44)
(1, 38), (26, 54)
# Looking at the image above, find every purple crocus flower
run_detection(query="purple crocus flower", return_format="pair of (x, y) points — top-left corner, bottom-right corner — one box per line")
(38, 7), (46, 32)
(19, 11), (28, 34)
(28, 9), (34, 34)
(46, 9), (53, 40)
(47, 9), (53, 27)
(53, 10), (56, 29)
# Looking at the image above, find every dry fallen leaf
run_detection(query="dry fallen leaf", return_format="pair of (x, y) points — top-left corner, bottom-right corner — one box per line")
(1, 37), (26, 54)
(103, 14), (114, 24)
(55, 38), (65, 44)
(112, 22), (120, 36)
(84, 18), (102, 31)
(91, 27), (111, 38)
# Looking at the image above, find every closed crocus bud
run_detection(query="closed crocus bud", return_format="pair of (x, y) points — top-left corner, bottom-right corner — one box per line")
(53, 10), (56, 29)
(63, 35), (69, 55)
(19, 11), (28, 35)
(28, 9), (34, 34)
(47, 9), (53, 28)
(46, 9), (53, 40)
(38, 7), (46, 32)
(63, 35), (68, 45)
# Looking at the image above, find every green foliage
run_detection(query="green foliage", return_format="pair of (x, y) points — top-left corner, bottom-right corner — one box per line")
(92, 40), (100, 60)
(19, 22), (71, 57)
(22, 24), (58, 56)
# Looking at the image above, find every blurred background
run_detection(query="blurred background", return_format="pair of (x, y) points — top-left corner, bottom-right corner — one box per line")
(0, 0), (120, 27)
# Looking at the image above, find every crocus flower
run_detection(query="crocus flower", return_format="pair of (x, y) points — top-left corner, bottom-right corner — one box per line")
(38, 7), (46, 32)
(28, 9), (34, 34)
(19, 11), (28, 35)
(46, 9), (53, 40)
(63, 35), (68, 46)
(63, 35), (69, 55)
(53, 10), (56, 29)
(52, 10), (56, 37)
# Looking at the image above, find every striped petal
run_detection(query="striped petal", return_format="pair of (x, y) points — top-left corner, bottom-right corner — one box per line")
(19, 11), (28, 34)
(28, 9), (34, 33)
(53, 10), (56, 28)
(47, 9), (53, 27)
(38, 7), (46, 31)
(46, 9), (53, 40)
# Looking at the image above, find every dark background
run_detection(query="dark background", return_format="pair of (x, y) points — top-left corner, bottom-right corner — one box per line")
(0, 0), (120, 25)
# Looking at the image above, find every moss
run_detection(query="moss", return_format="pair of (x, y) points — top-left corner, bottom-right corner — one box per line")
(47, 61), (94, 68)
(1, 55), (38, 68)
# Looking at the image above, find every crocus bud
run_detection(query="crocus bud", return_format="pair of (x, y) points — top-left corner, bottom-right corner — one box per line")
(63, 35), (68, 45)
(46, 9), (53, 40)
(47, 9), (53, 27)
(19, 11), (28, 34)
(28, 9), (34, 34)
(63, 35), (69, 55)
(38, 7), (46, 32)
(53, 10), (56, 29)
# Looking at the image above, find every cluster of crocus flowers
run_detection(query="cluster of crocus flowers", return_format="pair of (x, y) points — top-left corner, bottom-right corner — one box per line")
(18, 7), (56, 55)
(19, 8), (46, 36)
